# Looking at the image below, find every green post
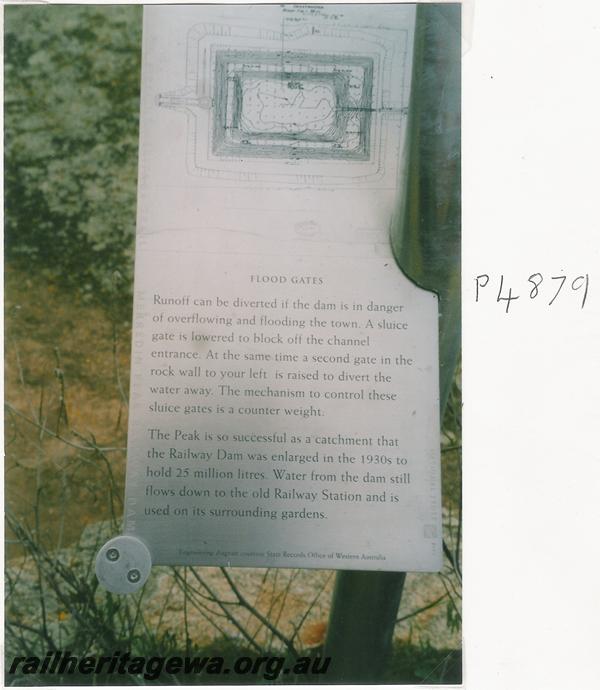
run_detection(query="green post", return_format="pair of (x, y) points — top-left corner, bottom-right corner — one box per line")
(323, 5), (461, 683)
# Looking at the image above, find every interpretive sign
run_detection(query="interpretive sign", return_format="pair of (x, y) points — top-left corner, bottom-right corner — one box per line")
(97, 4), (442, 592)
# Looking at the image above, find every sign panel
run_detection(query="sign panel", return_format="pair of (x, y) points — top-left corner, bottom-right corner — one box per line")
(118, 4), (441, 576)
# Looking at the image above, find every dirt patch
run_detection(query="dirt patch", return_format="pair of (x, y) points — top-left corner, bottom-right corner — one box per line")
(4, 266), (131, 554)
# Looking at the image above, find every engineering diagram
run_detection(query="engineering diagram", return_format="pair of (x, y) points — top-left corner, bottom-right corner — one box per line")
(157, 21), (411, 187)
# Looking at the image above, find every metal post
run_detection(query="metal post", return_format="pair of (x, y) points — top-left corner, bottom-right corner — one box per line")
(323, 5), (461, 682)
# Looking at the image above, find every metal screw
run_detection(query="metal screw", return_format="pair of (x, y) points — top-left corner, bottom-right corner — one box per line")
(127, 569), (141, 584)
(106, 548), (120, 562)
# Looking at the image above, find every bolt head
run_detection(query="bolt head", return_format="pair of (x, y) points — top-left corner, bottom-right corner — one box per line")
(127, 568), (141, 583)
(106, 548), (120, 562)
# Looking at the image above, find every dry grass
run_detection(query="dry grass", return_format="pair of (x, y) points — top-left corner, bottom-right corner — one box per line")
(4, 265), (131, 555)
